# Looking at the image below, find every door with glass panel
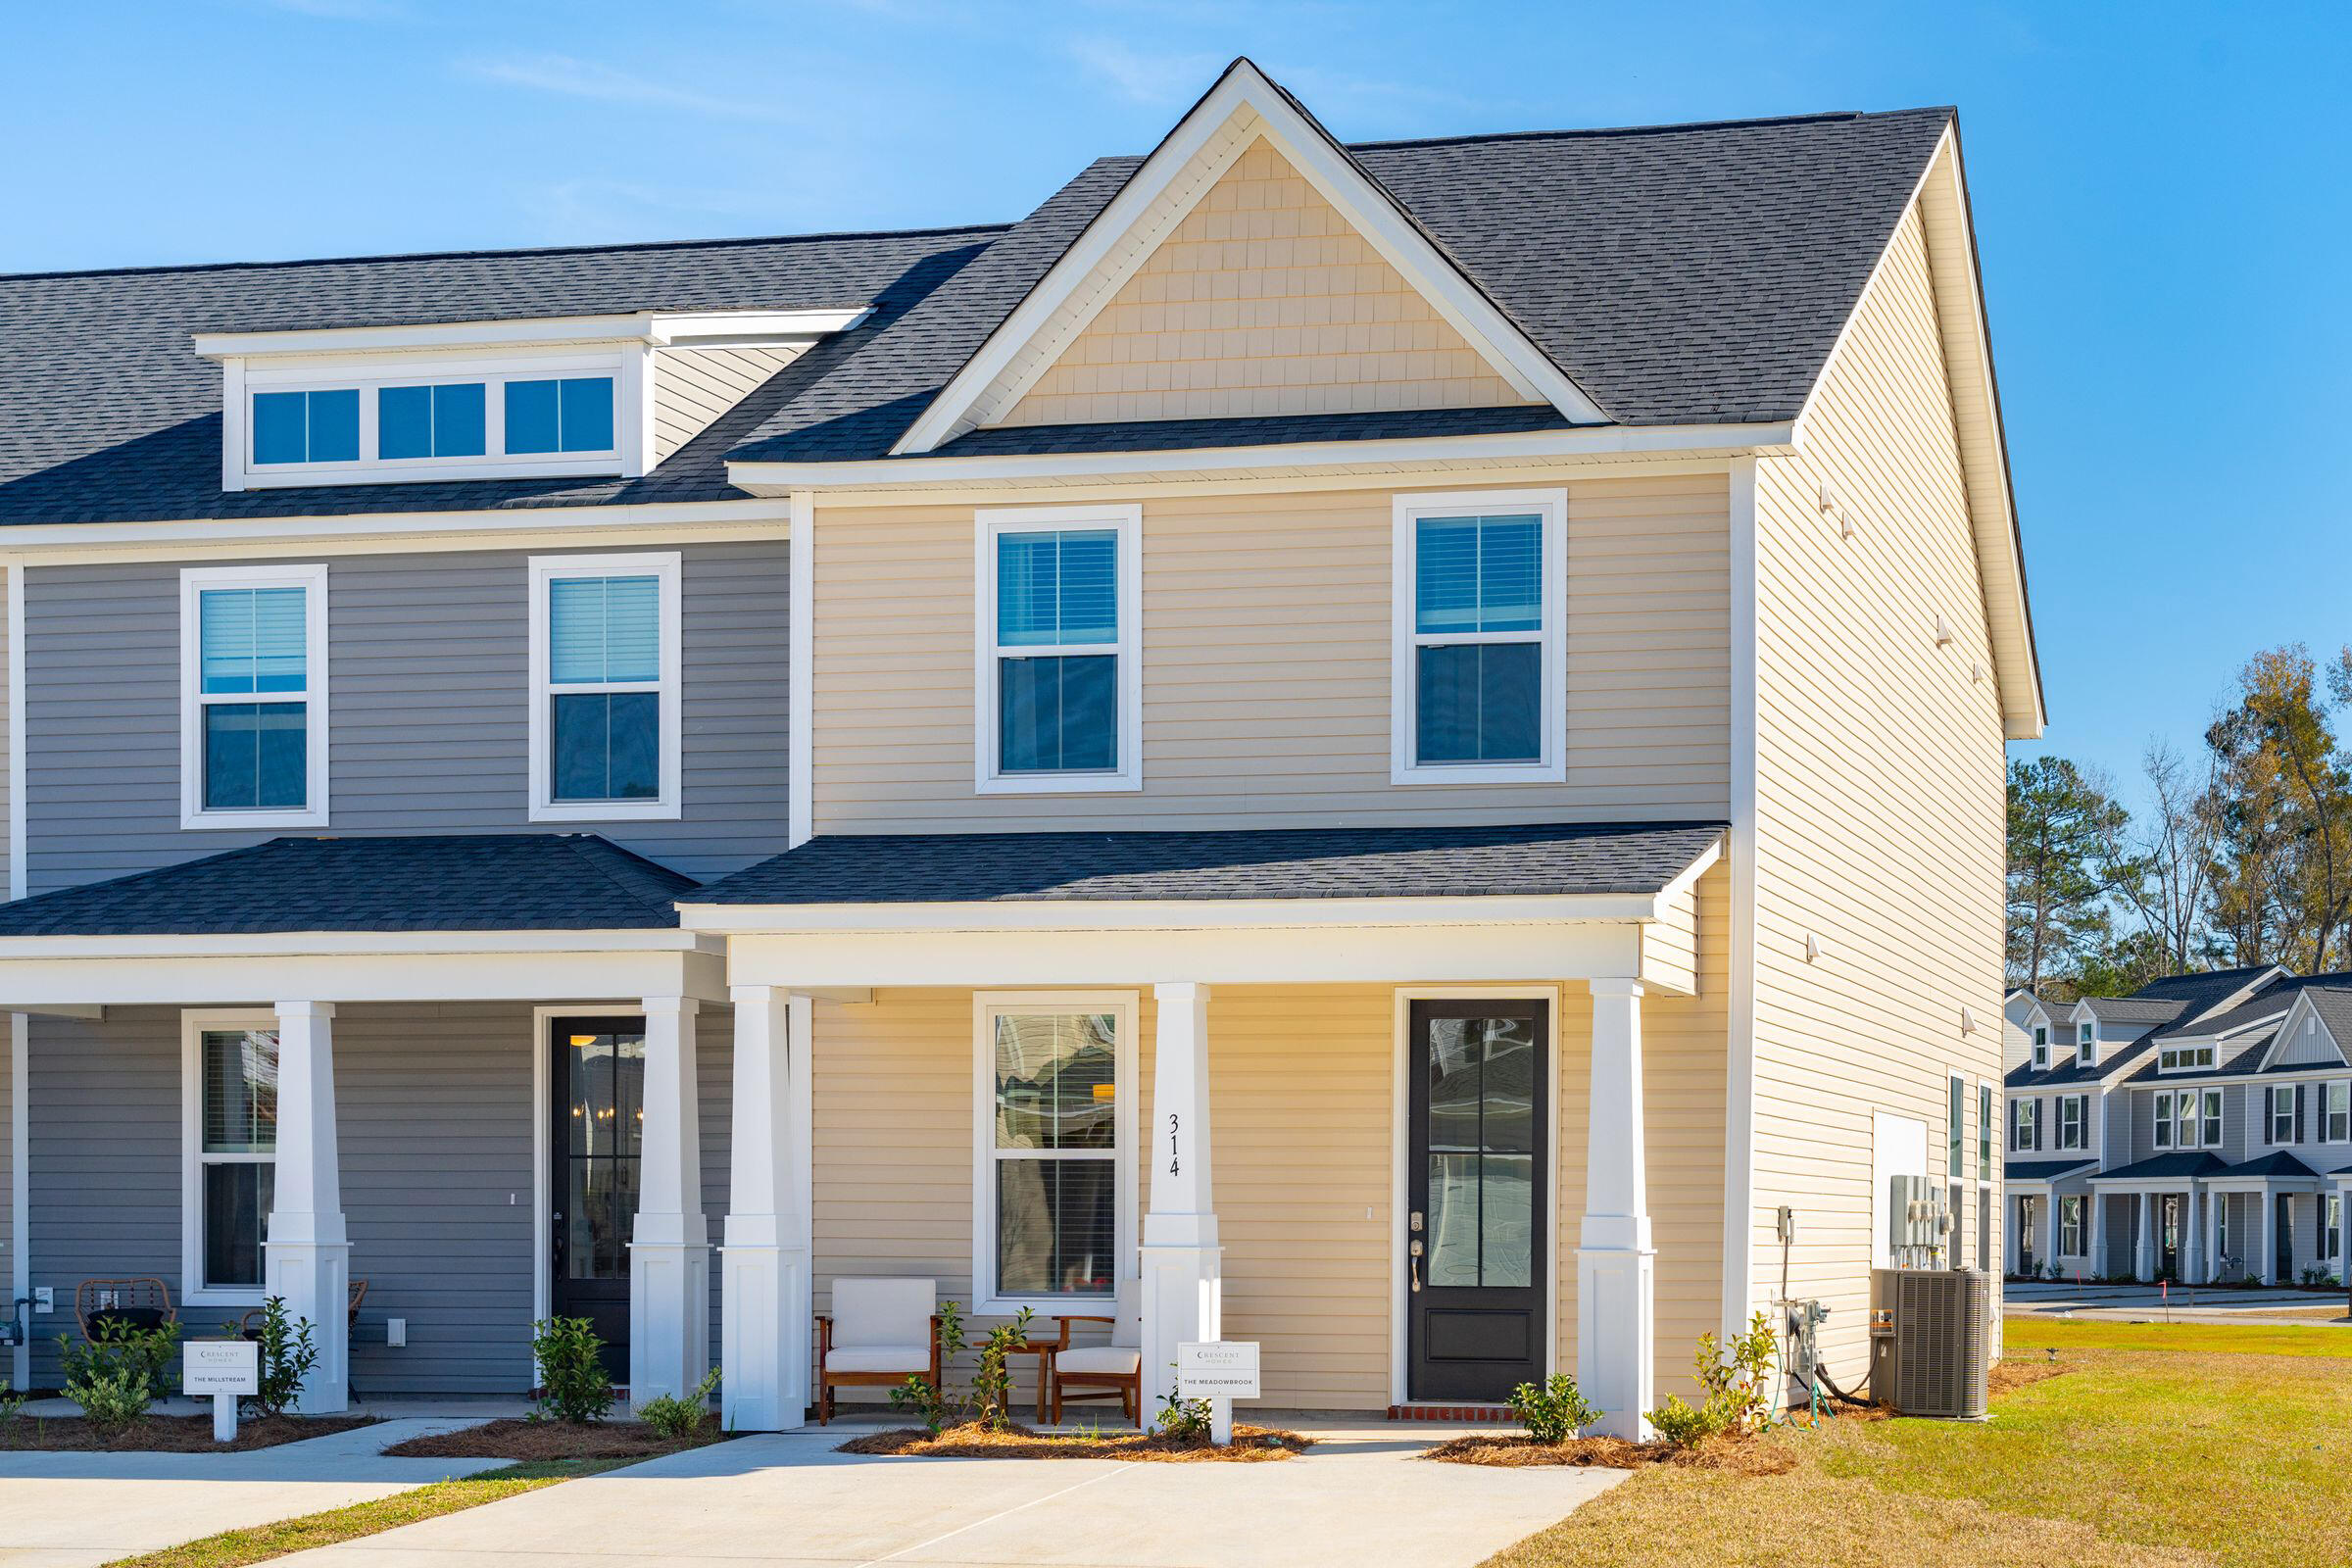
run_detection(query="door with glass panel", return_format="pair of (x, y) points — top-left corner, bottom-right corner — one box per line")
(549, 1017), (646, 1379)
(1406, 999), (1546, 1402)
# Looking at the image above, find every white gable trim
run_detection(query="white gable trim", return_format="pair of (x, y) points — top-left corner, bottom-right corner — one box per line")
(891, 59), (1605, 456)
(2257, 993), (2351, 1072)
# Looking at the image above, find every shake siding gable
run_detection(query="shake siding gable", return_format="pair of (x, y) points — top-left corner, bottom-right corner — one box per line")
(21, 540), (791, 892)
(810, 475), (1730, 833)
(1747, 199), (2006, 1382)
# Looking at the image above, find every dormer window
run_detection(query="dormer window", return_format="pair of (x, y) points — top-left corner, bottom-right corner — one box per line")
(377, 382), (487, 460)
(2158, 1043), (2217, 1072)
(2076, 1021), (2094, 1066)
(252, 389), (359, 466)
(2032, 1025), (2050, 1070)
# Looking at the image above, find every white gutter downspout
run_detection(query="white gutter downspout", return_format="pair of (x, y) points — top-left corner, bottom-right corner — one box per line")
(1721, 457), (1760, 1345)
(787, 491), (814, 849)
(6, 562), (24, 1390)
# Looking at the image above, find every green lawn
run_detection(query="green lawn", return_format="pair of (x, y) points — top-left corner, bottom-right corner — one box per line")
(1488, 1318), (2351, 1568)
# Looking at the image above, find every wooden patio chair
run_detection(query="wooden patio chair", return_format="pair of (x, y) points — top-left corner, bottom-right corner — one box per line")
(74, 1277), (175, 1340)
(1047, 1314), (1142, 1425)
(813, 1278), (941, 1424)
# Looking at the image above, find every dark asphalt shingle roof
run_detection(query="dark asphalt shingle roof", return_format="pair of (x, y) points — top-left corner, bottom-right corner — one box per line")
(687, 821), (1725, 906)
(2094, 1152), (2228, 1181)
(2005, 1158), (2096, 1183)
(2220, 1152), (2318, 1181)
(2077, 997), (2192, 1025)
(4, 106), (1953, 521)
(0, 834), (696, 934)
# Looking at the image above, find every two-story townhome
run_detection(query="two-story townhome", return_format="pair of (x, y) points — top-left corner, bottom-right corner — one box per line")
(0, 60), (2038, 1436)
(2006, 968), (2350, 1285)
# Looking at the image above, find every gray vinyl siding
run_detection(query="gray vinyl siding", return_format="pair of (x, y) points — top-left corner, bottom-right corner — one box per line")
(2129, 1082), (2246, 1163)
(25, 1003), (736, 1395)
(0, 1017), (14, 1338)
(22, 539), (790, 895)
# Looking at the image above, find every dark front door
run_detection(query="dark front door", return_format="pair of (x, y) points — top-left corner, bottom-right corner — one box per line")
(550, 1015), (646, 1381)
(1406, 999), (1546, 1402)
(2018, 1197), (2039, 1273)
(2276, 1194), (2294, 1283)
(2159, 1194), (2182, 1279)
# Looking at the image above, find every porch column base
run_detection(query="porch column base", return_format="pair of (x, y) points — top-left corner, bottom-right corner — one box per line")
(1139, 1236), (1221, 1416)
(1576, 1227), (1655, 1441)
(720, 1219), (807, 1431)
(263, 1231), (350, 1416)
(628, 1224), (711, 1407)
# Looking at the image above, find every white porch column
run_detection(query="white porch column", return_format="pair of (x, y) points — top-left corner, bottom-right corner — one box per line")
(2006, 1197), (2022, 1274)
(629, 996), (709, 1407)
(2135, 1192), (2155, 1281)
(721, 987), (810, 1431)
(264, 1002), (348, 1416)
(2201, 1187), (2221, 1283)
(2258, 1190), (2278, 1285)
(1140, 982), (1221, 1421)
(1577, 978), (1654, 1441)
(2088, 1192), (2107, 1277)
(2180, 1189), (2201, 1282)
(2041, 1192), (2059, 1276)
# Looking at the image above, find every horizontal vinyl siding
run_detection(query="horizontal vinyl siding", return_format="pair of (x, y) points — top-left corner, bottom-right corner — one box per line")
(652, 346), (801, 466)
(812, 474), (1730, 832)
(1746, 201), (2008, 1384)
(23, 540), (790, 892)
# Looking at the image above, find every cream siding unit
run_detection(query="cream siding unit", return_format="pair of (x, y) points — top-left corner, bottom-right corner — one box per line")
(810, 474), (1730, 833)
(999, 136), (1533, 428)
(652, 346), (802, 465)
(1745, 200), (2008, 1382)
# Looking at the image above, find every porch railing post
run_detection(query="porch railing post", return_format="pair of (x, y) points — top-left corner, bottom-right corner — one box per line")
(1141, 981), (1220, 1424)
(629, 995), (709, 1408)
(266, 1001), (349, 1415)
(1577, 977), (1653, 1440)
(721, 985), (809, 1431)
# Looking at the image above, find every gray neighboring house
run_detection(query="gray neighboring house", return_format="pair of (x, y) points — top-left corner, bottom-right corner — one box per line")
(2005, 968), (2351, 1285)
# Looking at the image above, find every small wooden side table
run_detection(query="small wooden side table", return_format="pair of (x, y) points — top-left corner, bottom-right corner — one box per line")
(1001, 1340), (1057, 1423)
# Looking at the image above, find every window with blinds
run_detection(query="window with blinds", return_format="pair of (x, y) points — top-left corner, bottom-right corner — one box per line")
(530, 554), (679, 819)
(1394, 492), (1563, 783)
(181, 566), (326, 826)
(975, 997), (1134, 1310)
(197, 1026), (278, 1292)
(976, 508), (1139, 793)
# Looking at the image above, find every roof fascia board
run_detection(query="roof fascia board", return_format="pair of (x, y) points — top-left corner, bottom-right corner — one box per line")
(0, 940), (726, 1008)
(0, 927), (713, 958)
(194, 307), (868, 362)
(0, 497), (791, 561)
(676, 889), (1668, 936)
(889, 59), (1603, 455)
(735, 421), (1793, 494)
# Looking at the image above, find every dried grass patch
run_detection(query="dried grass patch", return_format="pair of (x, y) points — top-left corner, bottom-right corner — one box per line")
(381, 1417), (721, 1461)
(0, 1413), (373, 1452)
(1424, 1431), (1796, 1475)
(837, 1421), (1309, 1461)
(1988, 1356), (2072, 1396)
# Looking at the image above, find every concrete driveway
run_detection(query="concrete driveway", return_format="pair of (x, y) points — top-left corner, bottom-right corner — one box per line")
(263, 1426), (1623, 1568)
(0, 1418), (513, 1568)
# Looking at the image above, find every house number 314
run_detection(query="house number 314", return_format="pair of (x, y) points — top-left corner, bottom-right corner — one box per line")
(1167, 1111), (1181, 1176)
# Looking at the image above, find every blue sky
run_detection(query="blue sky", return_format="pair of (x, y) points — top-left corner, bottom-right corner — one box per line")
(7, 1), (2347, 809)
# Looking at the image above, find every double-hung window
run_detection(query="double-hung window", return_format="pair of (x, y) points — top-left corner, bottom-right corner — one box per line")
(2327, 1194), (2344, 1264)
(976, 507), (1141, 793)
(2058, 1195), (2082, 1257)
(1979, 1082), (1994, 1179)
(1393, 490), (1565, 783)
(2154, 1090), (2176, 1149)
(2032, 1026), (2050, 1070)
(179, 565), (328, 829)
(2058, 1095), (2085, 1151)
(181, 1012), (278, 1302)
(2327, 1080), (2350, 1143)
(2012, 1098), (2038, 1151)
(528, 554), (681, 820)
(973, 993), (1137, 1313)
(2200, 1088), (2223, 1148)
(2270, 1085), (2299, 1144)
(2077, 1022), (2095, 1066)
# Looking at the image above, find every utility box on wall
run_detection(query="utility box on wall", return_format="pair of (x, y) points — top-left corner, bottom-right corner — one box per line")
(1869, 1268), (1991, 1419)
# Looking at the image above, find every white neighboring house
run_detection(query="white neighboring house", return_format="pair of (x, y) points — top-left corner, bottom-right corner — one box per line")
(2004, 966), (2351, 1286)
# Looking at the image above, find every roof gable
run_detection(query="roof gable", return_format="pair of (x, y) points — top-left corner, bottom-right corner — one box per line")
(2258, 988), (2352, 1070)
(889, 58), (1605, 454)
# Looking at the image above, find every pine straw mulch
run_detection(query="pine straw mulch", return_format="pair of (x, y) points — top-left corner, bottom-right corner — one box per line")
(837, 1420), (1310, 1461)
(0, 1413), (375, 1452)
(381, 1416), (724, 1461)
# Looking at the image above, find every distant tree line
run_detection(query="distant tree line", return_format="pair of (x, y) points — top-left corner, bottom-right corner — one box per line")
(2008, 643), (2352, 1000)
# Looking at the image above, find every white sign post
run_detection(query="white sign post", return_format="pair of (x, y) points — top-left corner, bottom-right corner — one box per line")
(1176, 1341), (1260, 1446)
(184, 1340), (260, 1444)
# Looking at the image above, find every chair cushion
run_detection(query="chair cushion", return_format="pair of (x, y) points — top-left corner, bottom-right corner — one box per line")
(824, 1347), (934, 1375)
(1056, 1346), (1142, 1376)
(829, 1277), (936, 1350)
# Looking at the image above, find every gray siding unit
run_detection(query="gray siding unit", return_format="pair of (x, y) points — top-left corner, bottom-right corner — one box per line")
(24, 539), (791, 896)
(25, 1004), (737, 1395)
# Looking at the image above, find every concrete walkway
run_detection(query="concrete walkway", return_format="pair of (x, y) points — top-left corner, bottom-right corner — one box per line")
(2005, 1281), (2350, 1324)
(262, 1425), (1624, 1568)
(0, 1417), (513, 1568)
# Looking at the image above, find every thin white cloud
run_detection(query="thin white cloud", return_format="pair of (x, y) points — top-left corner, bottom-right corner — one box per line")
(456, 53), (798, 122)
(1063, 37), (1224, 109)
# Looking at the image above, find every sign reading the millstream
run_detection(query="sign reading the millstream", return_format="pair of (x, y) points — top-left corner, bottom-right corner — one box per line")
(1176, 1341), (1261, 1399)
(184, 1339), (260, 1396)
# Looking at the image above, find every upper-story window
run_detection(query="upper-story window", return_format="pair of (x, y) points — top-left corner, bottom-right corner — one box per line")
(527, 553), (681, 821)
(2269, 1084), (2299, 1144)
(1979, 1081), (1995, 1179)
(2011, 1097), (2037, 1150)
(178, 564), (328, 830)
(376, 381), (487, 460)
(2158, 1042), (2216, 1072)
(2057, 1094), (2086, 1150)
(974, 506), (1142, 795)
(1392, 490), (1565, 784)
(2032, 1025), (2050, 1070)
(2076, 1021), (2094, 1065)
(2327, 1080), (2350, 1143)
(252, 388), (360, 466)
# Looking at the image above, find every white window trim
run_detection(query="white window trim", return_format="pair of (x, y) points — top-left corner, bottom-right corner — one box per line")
(2201, 1088), (2223, 1149)
(180, 1007), (280, 1307)
(2058, 1195), (2083, 1258)
(2269, 1085), (2297, 1145)
(526, 552), (683, 822)
(970, 990), (1139, 1318)
(2158, 1042), (2218, 1073)
(2014, 1097), (2037, 1150)
(972, 505), (1144, 796)
(2326, 1080), (2351, 1144)
(178, 563), (330, 830)
(228, 348), (639, 490)
(1391, 489), (1568, 785)
(2032, 1026), (2050, 1070)
(2077, 1022), (2095, 1066)
(2058, 1094), (2085, 1151)
(2154, 1089), (2176, 1149)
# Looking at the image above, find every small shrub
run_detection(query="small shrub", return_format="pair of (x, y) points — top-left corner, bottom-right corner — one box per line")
(638, 1365), (720, 1441)
(62, 1317), (180, 1397)
(884, 1298), (967, 1434)
(238, 1297), (320, 1418)
(1151, 1362), (1213, 1442)
(1645, 1311), (1776, 1447)
(530, 1316), (615, 1425)
(0, 1377), (26, 1426)
(1645, 1393), (1719, 1448)
(1507, 1373), (1602, 1445)
(66, 1366), (153, 1442)
(972, 1307), (1034, 1431)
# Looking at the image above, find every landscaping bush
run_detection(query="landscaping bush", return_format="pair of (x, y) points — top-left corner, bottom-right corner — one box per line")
(0, 1377), (25, 1428)
(529, 1317), (614, 1425)
(886, 1298), (965, 1434)
(57, 1316), (180, 1440)
(972, 1307), (1034, 1432)
(1152, 1378), (1212, 1442)
(1646, 1311), (1777, 1448)
(1507, 1373), (1602, 1444)
(1644, 1393), (1719, 1447)
(238, 1297), (320, 1418)
(637, 1366), (720, 1441)
(66, 1367), (152, 1441)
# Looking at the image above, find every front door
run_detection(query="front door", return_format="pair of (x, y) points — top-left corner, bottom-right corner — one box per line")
(2276, 1194), (2294, 1284)
(1406, 999), (1546, 1402)
(2158, 1194), (2182, 1279)
(549, 1015), (646, 1382)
